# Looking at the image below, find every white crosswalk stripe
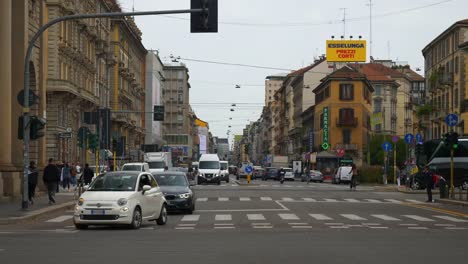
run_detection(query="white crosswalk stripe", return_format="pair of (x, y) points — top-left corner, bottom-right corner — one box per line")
(196, 198), (208, 202)
(218, 197), (229, 201)
(279, 214), (300, 220)
(402, 215), (435, 222)
(181, 215), (200, 221)
(405, 199), (424, 204)
(247, 214), (266, 221)
(365, 199), (382, 203)
(341, 214), (367, 221)
(302, 198), (316, 202)
(239, 197), (251, 201)
(260, 197), (272, 201)
(215, 214), (232, 221)
(372, 214), (401, 221)
(344, 199), (360, 203)
(324, 198), (338, 202)
(384, 199), (403, 203)
(433, 215), (468, 223)
(46, 215), (73, 223)
(309, 214), (333, 220)
(281, 197), (294, 201)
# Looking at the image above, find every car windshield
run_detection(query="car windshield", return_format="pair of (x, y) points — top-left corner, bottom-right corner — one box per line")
(220, 163), (228, 170)
(154, 174), (188, 187)
(88, 173), (137, 191)
(122, 165), (142, 171)
(199, 161), (220, 169)
(147, 161), (165, 169)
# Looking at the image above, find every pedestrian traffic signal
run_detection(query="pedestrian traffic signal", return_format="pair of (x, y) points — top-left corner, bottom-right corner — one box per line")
(190, 0), (218, 33)
(30, 116), (46, 140)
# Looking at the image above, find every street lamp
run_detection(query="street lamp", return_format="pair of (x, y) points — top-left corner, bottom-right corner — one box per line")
(235, 85), (240, 88)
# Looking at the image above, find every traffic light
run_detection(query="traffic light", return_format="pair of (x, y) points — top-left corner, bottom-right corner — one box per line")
(448, 132), (459, 149)
(442, 133), (450, 147)
(88, 134), (99, 150)
(190, 0), (218, 33)
(415, 144), (424, 155)
(30, 116), (46, 140)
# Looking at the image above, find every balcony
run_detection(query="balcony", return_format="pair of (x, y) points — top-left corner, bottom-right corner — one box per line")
(336, 117), (358, 127)
(335, 143), (359, 151)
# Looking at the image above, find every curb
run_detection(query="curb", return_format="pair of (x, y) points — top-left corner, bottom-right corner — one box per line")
(435, 198), (468, 207)
(234, 180), (259, 186)
(398, 189), (440, 195)
(0, 201), (75, 225)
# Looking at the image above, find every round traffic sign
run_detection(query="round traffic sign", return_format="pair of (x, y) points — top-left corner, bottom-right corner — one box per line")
(445, 114), (459, 127)
(404, 133), (414, 144)
(245, 165), (253, 174)
(392, 135), (399, 143)
(382, 141), (392, 152)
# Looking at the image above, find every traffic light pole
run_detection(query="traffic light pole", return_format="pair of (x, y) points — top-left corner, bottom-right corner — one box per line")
(21, 8), (205, 209)
(450, 148), (454, 199)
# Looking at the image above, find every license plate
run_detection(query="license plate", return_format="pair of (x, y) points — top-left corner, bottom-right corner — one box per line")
(91, 210), (105, 215)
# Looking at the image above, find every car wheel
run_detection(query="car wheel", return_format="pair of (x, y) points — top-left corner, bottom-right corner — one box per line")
(226, 178), (230, 183)
(130, 207), (142, 229)
(187, 203), (195, 214)
(156, 204), (167, 225)
(74, 224), (88, 230)
(412, 181), (421, 190)
(217, 180), (221, 185)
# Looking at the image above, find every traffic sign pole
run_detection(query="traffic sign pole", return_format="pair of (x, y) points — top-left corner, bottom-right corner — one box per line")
(394, 144), (396, 185)
(450, 148), (454, 199)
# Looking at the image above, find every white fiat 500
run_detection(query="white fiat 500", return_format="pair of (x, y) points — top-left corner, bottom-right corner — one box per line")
(73, 171), (167, 229)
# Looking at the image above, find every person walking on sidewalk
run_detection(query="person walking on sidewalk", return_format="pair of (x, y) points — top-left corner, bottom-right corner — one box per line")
(28, 161), (39, 205)
(83, 163), (94, 185)
(61, 162), (72, 192)
(423, 166), (434, 202)
(43, 158), (60, 204)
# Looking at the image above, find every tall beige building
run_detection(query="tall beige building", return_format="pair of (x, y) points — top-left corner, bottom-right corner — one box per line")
(265, 74), (286, 105)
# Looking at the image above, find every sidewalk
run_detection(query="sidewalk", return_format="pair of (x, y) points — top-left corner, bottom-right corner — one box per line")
(0, 189), (76, 225)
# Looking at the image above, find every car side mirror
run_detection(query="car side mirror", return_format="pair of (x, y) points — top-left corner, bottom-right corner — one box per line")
(83, 185), (89, 191)
(142, 185), (151, 194)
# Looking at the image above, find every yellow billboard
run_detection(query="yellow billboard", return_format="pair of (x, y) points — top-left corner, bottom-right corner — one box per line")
(326, 40), (367, 62)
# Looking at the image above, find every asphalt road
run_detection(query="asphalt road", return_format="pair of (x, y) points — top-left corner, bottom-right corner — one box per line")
(1, 176), (467, 264)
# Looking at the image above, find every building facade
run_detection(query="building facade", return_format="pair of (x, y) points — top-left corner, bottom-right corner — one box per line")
(313, 66), (373, 166)
(422, 19), (468, 139)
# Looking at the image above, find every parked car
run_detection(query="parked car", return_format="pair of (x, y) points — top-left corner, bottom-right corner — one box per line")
(301, 170), (324, 183)
(152, 171), (195, 214)
(333, 166), (353, 184)
(73, 171), (167, 229)
(408, 172), (442, 190)
(282, 168), (294, 181)
(121, 162), (150, 172)
(263, 167), (278, 181)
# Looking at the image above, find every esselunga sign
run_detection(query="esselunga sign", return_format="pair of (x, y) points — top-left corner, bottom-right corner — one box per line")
(326, 40), (367, 62)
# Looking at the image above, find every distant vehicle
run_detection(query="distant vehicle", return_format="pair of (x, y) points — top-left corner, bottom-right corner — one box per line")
(220, 161), (230, 183)
(238, 161), (253, 179)
(89, 165), (108, 178)
(198, 154), (221, 185)
(152, 171), (195, 214)
(301, 170), (324, 183)
(333, 166), (352, 184)
(228, 165), (238, 176)
(73, 171), (167, 229)
(282, 168), (294, 181)
(144, 152), (172, 173)
(121, 162), (150, 173)
(253, 166), (265, 179)
(263, 167), (278, 181)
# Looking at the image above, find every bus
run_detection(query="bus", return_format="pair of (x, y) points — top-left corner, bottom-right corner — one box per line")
(421, 136), (468, 190)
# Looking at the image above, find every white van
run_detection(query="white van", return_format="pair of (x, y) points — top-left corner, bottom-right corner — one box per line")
(333, 166), (353, 184)
(198, 154), (221, 185)
(220, 161), (229, 183)
(121, 162), (150, 173)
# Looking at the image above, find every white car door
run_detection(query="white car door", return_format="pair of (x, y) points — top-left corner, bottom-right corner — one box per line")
(148, 174), (164, 218)
(137, 174), (152, 218)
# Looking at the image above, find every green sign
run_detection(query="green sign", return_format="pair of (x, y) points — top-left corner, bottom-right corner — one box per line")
(323, 107), (329, 149)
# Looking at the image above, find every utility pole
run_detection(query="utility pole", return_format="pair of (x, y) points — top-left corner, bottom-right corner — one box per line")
(367, 0), (373, 59)
(340, 8), (347, 37)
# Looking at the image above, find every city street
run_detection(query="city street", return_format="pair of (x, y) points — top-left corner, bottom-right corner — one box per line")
(1, 176), (467, 264)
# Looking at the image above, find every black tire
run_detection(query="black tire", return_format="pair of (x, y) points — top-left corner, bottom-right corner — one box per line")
(130, 207), (142, 229)
(187, 203), (195, 214)
(226, 178), (230, 183)
(156, 204), (167, 225)
(74, 224), (88, 230)
(217, 180), (221, 185)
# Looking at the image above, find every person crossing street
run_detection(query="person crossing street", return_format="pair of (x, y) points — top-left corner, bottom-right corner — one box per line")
(43, 158), (60, 205)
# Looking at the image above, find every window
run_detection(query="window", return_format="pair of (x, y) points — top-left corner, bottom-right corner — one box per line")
(373, 100), (382, 112)
(339, 108), (354, 123)
(324, 86), (330, 98)
(374, 85), (382, 96)
(339, 84), (354, 100)
(455, 56), (459, 74)
(375, 124), (382, 132)
(342, 129), (351, 144)
(455, 88), (459, 108)
(138, 175), (150, 191)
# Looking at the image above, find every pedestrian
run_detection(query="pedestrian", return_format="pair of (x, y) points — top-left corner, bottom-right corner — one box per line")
(350, 163), (358, 190)
(83, 163), (94, 185)
(423, 166), (434, 202)
(278, 168), (285, 184)
(56, 161), (64, 193)
(61, 162), (72, 191)
(28, 161), (39, 205)
(396, 167), (401, 187)
(164, 166), (169, 171)
(70, 162), (77, 187)
(43, 158), (60, 204)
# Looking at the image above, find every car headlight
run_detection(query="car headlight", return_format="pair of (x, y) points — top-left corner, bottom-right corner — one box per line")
(120, 207), (129, 212)
(215, 174), (219, 177)
(117, 198), (128, 206)
(179, 193), (191, 199)
(78, 198), (84, 206)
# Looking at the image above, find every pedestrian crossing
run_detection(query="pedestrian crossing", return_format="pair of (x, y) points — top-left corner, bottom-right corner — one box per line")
(44, 211), (468, 232)
(194, 197), (429, 203)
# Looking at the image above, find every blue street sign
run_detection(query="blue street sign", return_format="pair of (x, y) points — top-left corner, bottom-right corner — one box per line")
(445, 113), (459, 127)
(382, 141), (392, 152)
(404, 133), (414, 144)
(245, 165), (253, 174)
(416, 133), (423, 144)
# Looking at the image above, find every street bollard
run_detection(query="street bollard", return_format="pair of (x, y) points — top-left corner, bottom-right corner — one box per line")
(247, 174), (251, 184)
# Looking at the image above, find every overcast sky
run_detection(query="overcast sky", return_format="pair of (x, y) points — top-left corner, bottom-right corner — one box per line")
(119, 0), (467, 145)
